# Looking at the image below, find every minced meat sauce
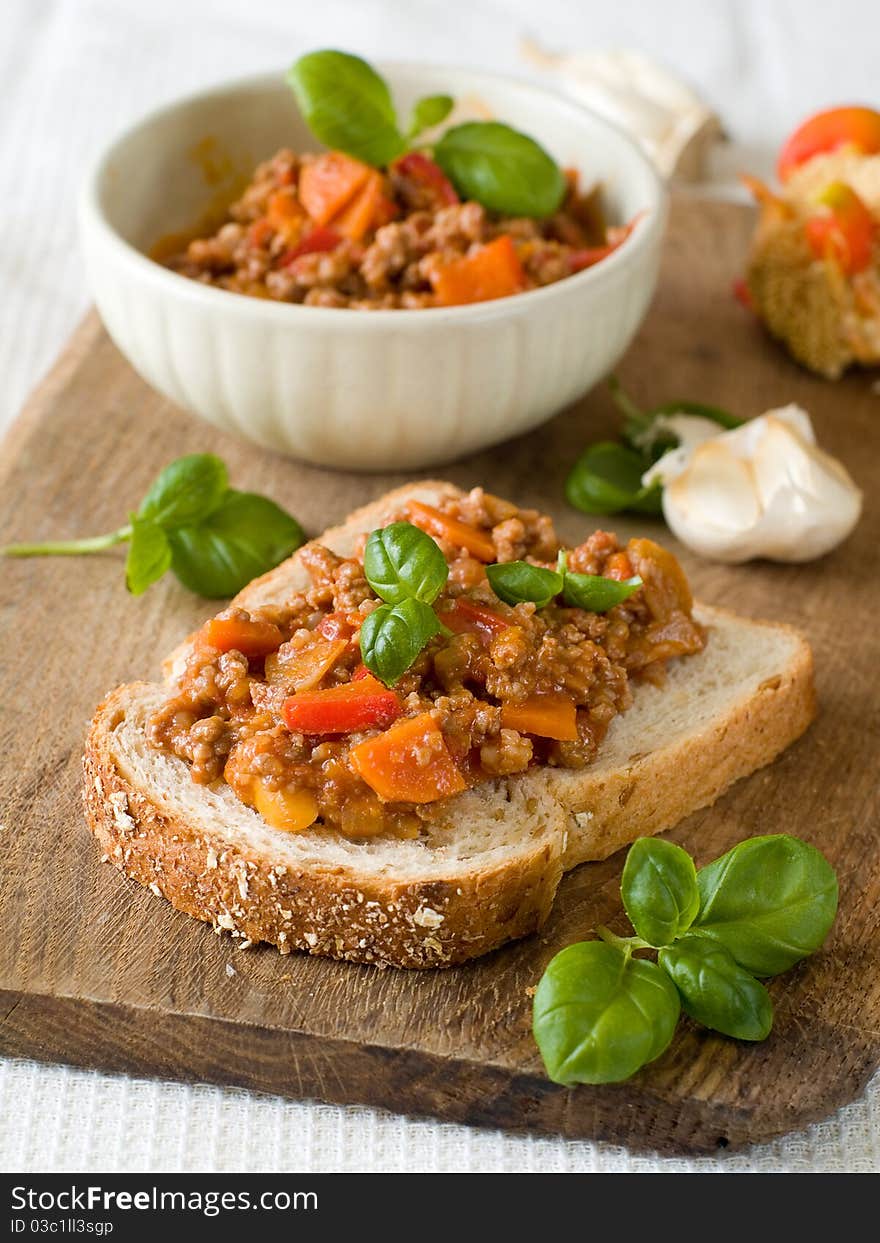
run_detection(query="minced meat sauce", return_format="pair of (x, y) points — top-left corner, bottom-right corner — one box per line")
(158, 147), (631, 309)
(147, 489), (705, 839)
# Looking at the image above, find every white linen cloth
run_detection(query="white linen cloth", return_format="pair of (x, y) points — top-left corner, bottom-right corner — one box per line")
(2, 0), (878, 1173)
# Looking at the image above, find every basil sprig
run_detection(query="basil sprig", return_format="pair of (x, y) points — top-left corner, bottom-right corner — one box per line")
(287, 50), (406, 166)
(360, 521), (450, 686)
(692, 835), (839, 976)
(1, 454), (305, 599)
(533, 941), (680, 1086)
(434, 122), (566, 217)
(485, 561), (563, 609)
(286, 49), (566, 217)
(486, 552), (642, 614)
(364, 521), (449, 606)
(360, 598), (443, 687)
(565, 378), (744, 518)
(533, 834), (838, 1085)
(406, 94), (454, 141)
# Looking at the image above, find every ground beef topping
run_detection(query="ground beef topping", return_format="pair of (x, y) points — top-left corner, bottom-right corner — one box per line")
(147, 489), (705, 840)
(157, 146), (630, 310)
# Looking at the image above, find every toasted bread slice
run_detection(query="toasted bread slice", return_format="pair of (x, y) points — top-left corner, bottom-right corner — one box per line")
(83, 482), (815, 968)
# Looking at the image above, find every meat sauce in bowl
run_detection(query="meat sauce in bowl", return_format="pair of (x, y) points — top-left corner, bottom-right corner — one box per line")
(148, 489), (705, 839)
(160, 148), (633, 309)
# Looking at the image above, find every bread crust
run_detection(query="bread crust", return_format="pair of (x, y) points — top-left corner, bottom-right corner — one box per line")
(82, 482), (816, 968)
(83, 685), (564, 969)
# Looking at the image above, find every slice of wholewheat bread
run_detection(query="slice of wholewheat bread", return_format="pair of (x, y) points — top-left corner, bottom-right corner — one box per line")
(83, 481), (815, 968)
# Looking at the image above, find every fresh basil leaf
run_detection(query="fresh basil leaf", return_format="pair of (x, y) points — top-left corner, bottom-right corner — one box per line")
(486, 561), (563, 608)
(434, 121), (566, 217)
(360, 597), (441, 687)
(287, 49), (405, 167)
(562, 572), (642, 612)
(621, 837), (700, 947)
(564, 442), (663, 516)
(168, 491), (305, 598)
(533, 941), (680, 1085)
(125, 516), (171, 596)
(692, 835), (839, 977)
(659, 936), (773, 1041)
(407, 93), (454, 139)
(138, 454), (228, 530)
(363, 521), (449, 606)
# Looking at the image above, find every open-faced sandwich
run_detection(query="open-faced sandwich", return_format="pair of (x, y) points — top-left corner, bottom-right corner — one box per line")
(743, 106), (880, 378)
(84, 482), (814, 968)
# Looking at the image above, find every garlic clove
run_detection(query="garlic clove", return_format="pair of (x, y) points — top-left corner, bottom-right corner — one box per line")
(663, 443), (762, 562)
(658, 405), (861, 563)
(521, 40), (724, 182)
(749, 417), (862, 561)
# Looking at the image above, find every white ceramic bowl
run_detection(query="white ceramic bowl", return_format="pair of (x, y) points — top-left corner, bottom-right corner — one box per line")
(79, 66), (667, 471)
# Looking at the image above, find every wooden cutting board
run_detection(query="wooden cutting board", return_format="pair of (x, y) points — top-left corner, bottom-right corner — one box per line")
(1, 198), (878, 1156)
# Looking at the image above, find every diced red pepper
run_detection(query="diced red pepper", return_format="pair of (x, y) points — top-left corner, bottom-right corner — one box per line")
(391, 152), (459, 207)
(201, 617), (283, 658)
(568, 217), (638, 272)
(804, 181), (876, 274)
(777, 106), (880, 182)
(500, 693), (578, 741)
(282, 675), (401, 735)
(280, 226), (342, 266)
(437, 597), (511, 640)
(732, 276), (756, 312)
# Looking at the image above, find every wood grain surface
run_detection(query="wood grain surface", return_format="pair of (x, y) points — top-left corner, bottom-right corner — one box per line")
(1, 198), (878, 1155)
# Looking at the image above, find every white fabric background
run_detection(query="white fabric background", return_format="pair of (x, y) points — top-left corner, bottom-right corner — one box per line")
(2, 0), (878, 1173)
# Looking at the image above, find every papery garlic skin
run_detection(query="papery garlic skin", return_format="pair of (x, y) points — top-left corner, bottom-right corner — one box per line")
(521, 41), (723, 181)
(643, 405), (862, 563)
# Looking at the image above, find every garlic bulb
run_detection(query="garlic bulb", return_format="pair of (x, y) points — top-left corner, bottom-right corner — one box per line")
(643, 405), (862, 563)
(521, 40), (724, 181)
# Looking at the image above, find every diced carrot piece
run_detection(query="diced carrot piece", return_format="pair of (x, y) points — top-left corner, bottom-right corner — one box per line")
(500, 693), (578, 741)
(331, 169), (394, 241)
(298, 151), (372, 226)
(248, 218), (275, 248)
(201, 617), (283, 658)
(252, 782), (319, 833)
(407, 500), (496, 562)
(430, 235), (525, 306)
(266, 189), (306, 243)
(603, 551), (635, 581)
(350, 712), (466, 803)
